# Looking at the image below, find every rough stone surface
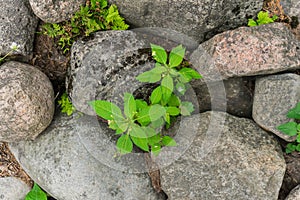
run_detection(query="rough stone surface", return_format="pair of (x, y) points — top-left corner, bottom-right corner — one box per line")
(194, 77), (254, 118)
(29, 0), (85, 23)
(68, 29), (198, 115)
(281, 0), (300, 19)
(286, 185), (300, 200)
(9, 112), (163, 200)
(0, 177), (31, 200)
(253, 73), (300, 142)
(108, 0), (262, 42)
(190, 23), (300, 82)
(0, 0), (38, 57)
(158, 111), (285, 200)
(0, 61), (54, 142)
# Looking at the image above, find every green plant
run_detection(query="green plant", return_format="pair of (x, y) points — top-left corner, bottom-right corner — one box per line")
(0, 42), (20, 64)
(41, 0), (129, 53)
(89, 44), (202, 155)
(25, 183), (47, 200)
(248, 11), (278, 27)
(277, 102), (300, 153)
(58, 92), (76, 116)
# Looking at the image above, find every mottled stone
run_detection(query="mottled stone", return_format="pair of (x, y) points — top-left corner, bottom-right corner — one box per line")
(68, 29), (198, 115)
(0, 61), (54, 142)
(194, 77), (254, 118)
(0, 177), (31, 200)
(286, 185), (300, 200)
(253, 73), (300, 141)
(9, 112), (163, 200)
(29, 0), (85, 23)
(157, 111), (285, 200)
(108, 0), (262, 42)
(281, 0), (300, 19)
(190, 23), (300, 82)
(0, 0), (38, 57)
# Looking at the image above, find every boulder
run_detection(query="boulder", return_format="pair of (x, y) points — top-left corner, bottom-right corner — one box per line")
(0, 177), (31, 200)
(0, 0), (38, 57)
(281, 0), (300, 19)
(253, 73), (300, 141)
(156, 111), (285, 199)
(286, 185), (300, 200)
(108, 0), (262, 42)
(190, 23), (300, 82)
(9, 112), (163, 200)
(29, 0), (85, 23)
(0, 61), (54, 142)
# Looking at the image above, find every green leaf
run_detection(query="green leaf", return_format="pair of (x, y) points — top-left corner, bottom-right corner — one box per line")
(272, 15), (278, 21)
(151, 63), (167, 74)
(25, 183), (47, 200)
(180, 101), (194, 116)
(143, 126), (157, 138)
(150, 44), (167, 64)
(161, 75), (174, 103)
(286, 143), (296, 154)
(150, 86), (162, 104)
(162, 136), (177, 147)
(108, 120), (125, 134)
(135, 99), (148, 111)
(151, 144), (161, 156)
(287, 102), (300, 119)
(117, 134), (133, 154)
(148, 134), (161, 146)
(150, 118), (165, 129)
(124, 93), (136, 119)
(297, 134), (300, 143)
(277, 122), (298, 136)
(149, 104), (166, 122)
(136, 71), (161, 83)
(136, 106), (151, 126)
(167, 94), (181, 107)
(296, 144), (300, 152)
(248, 19), (258, 27)
(166, 107), (180, 116)
(164, 113), (170, 124)
(169, 45), (185, 68)
(129, 124), (148, 138)
(131, 136), (149, 152)
(89, 100), (123, 120)
(176, 82), (186, 95)
(179, 68), (202, 82)
(297, 124), (300, 131)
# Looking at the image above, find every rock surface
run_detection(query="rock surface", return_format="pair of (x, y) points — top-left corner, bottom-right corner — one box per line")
(108, 0), (262, 42)
(0, 177), (31, 200)
(68, 29), (198, 115)
(29, 0), (85, 23)
(158, 111), (285, 200)
(253, 73), (300, 141)
(281, 0), (300, 18)
(9, 112), (163, 200)
(190, 23), (300, 81)
(0, 0), (38, 57)
(0, 61), (54, 142)
(286, 185), (300, 200)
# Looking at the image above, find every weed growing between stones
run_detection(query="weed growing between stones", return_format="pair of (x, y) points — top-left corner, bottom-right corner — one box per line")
(89, 44), (202, 155)
(58, 92), (76, 116)
(248, 11), (278, 26)
(278, 102), (300, 153)
(25, 183), (47, 200)
(0, 42), (20, 64)
(41, 0), (129, 53)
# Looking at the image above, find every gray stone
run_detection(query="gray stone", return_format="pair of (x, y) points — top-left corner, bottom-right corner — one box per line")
(0, 177), (31, 200)
(156, 111), (285, 200)
(194, 77), (254, 118)
(190, 23), (300, 82)
(68, 29), (198, 115)
(286, 185), (300, 200)
(0, 0), (38, 57)
(0, 61), (54, 142)
(281, 0), (300, 19)
(29, 0), (85, 23)
(9, 112), (162, 200)
(108, 0), (262, 42)
(253, 73), (300, 141)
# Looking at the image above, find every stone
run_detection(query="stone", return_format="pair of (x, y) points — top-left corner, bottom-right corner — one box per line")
(286, 185), (300, 200)
(193, 77), (254, 118)
(281, 0), (300, 19)
(253, 73), (300, 141)
(190, 23), (300, 82)
(0, 177), (31, 200)
(68, 29), (198, 115)
(9, 112), (163, 200)
(0, 61), (54, 142)
(29, 0), (85, 23)
(108, 0), (262, 42)
(156, 111), (285, 200)
(0, 0), (38, 57)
